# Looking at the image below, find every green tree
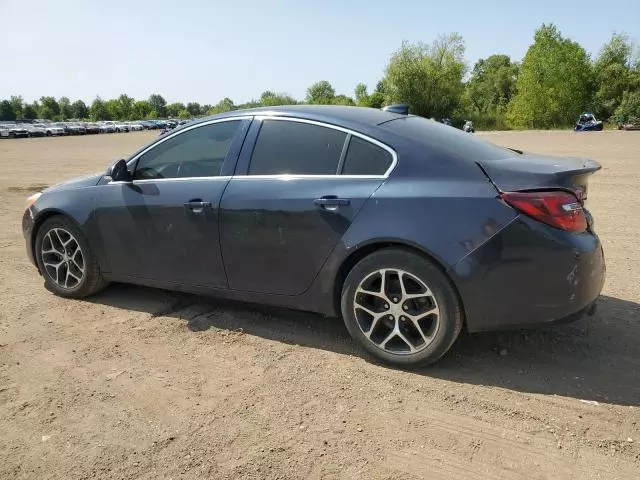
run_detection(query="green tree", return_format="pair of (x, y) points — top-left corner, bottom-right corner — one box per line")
(132, 100), (152, 119)
(116, 94), (135, 120)
(59, 96), (73, 119)
(178, 109), (191, 120)
(10, 96), (24, 120)
(260, 90), (297, 106)
(593, 33), (638, 120)
(0, 100), (16, 121)
(105, 99), (120, 120)
(148, 94), (167, 118)
(614, 90), (640, 123)
(166, 102), (186, 117)
(354, 83), (369, 105)
(71, 100), (89, 119)
(23, 102), (39, 120)
(383, 34), (466, 119)
(89, 97), (110, 120)
(306, 80), (335, 104)
(186, 102), (201, 116)
(507, 24), (593, 128)
(331, 94), (355, 106)
(466, 55), (518, 114)
(208, 97), (235, 114)
(39, 96), (60, 120)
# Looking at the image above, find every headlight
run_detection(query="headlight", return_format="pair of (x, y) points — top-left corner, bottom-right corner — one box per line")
(26, 192), (42, 208)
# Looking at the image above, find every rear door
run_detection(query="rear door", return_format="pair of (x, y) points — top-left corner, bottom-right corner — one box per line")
(92, 118), (249, 288)
(219, 117), (396, 295)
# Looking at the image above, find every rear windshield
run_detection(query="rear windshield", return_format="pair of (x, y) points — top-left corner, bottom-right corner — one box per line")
(382, 116), (517, 163)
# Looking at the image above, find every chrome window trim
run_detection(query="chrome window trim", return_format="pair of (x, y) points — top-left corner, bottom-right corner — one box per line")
(249, 116), (398, 178)
(133, 176), (232, 184)
(232, 174), (388, 180)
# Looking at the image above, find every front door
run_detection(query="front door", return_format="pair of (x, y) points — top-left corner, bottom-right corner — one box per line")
(219, 118), (395, 295)
(91, 119), (247, 288)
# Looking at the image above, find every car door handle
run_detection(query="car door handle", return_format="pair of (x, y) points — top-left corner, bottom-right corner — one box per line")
(313, 196), (350, 210)
(184, 200), (212, 213)
(313, 197), (351, 207)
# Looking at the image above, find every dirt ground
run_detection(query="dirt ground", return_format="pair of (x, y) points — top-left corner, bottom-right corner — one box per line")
(0, 130), (638, 479)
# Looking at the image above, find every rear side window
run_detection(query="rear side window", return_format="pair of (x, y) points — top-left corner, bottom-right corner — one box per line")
(382, 116), (516, 163)
(249, 120), (346, 175)
(341, 136), (393, 175)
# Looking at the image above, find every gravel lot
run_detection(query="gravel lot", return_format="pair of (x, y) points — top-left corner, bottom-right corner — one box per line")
(0, 130), (638, 479)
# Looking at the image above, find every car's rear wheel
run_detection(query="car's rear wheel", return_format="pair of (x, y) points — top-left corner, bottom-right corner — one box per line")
(341, 248), (463, 367)
(35, 216), (108, 298)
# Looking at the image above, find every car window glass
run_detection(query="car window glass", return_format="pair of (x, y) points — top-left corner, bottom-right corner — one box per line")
(382, 116), (516, 163)
(341, 136), (393, 175)
(248, 120), (346, 175)
(134, 120), (241, 180)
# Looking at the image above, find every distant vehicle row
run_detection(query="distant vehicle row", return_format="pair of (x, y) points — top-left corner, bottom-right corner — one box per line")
(0, 119), (185, 139)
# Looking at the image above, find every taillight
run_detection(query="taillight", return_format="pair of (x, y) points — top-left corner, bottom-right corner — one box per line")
(500, 191), (587, 233)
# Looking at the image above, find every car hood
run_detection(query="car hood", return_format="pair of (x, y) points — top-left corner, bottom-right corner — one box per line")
(44, 172), (104, 192)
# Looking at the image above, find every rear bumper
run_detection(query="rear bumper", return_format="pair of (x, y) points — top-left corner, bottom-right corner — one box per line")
(452, 216), (606, 332)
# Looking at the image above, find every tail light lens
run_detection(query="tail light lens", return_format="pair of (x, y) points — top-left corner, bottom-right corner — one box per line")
(500, 191), (587, 233)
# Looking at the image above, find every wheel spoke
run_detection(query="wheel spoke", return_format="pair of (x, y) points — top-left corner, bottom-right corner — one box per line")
(380, 330), (397, 349)
(395, 329), (417, 353)
(356, 288), (388, 303)
(354, 304), (386, 337)
(406, 307), (440, 340)
(71, 247), (84, 273)
(399, 272), (433, 299)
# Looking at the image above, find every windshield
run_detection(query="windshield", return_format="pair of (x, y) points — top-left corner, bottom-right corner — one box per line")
(382, 116), (517, 163)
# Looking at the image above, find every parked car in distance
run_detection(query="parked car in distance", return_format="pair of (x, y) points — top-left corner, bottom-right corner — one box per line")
(5, 123), (30, 138)
(0, 124), (10, 138)
(51, 123), (70, 135)
(127, 122), (144, 131)
(136, 120), (154, 129)
(38, 123), (65, 136)
(22, 105), (605, 367)
(113, 122), (129, 133)
(574, 113), (603, 132)
(97, 121), (116, 133)
(27, 124), (47, 137)
(84, 123), (101, 134)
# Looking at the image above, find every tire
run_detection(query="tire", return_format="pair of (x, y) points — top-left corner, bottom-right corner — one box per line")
(340, 248), (463, 367)
(34, 216), (109, 298)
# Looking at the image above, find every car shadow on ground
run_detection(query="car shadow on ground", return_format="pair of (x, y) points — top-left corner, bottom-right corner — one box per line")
(88, 286), (640, 407)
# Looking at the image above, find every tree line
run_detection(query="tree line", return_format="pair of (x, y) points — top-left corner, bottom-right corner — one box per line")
(1, 24), (638, 129)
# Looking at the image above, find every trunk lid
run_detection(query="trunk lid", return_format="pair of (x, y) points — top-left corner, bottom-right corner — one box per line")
(477, 153), (601, 201)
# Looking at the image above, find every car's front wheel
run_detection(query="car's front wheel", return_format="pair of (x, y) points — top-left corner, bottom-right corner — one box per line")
(341, 248), (463, 367)
(35, 216), (108, 298)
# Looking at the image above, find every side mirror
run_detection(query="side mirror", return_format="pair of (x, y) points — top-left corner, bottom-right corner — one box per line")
(106, 159), (132, 182)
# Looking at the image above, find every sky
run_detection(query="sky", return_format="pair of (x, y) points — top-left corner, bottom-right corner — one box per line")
(1, 0), (638, 106)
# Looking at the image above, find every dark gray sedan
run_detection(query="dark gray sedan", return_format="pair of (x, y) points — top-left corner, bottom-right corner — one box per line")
(22, 106), (605, 366)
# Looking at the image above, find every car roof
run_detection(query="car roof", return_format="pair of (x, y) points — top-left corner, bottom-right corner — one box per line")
(191, 105), (408, 131)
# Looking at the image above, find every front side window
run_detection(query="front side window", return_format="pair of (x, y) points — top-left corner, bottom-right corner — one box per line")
(248, 120), (346, 175)
(341, 136), (393, 175)
(134, 120), (241, 180)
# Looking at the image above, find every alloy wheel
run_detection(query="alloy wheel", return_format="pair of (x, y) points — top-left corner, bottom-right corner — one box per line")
(353, 268), (440, 355)
(40, 227), (85, 289)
